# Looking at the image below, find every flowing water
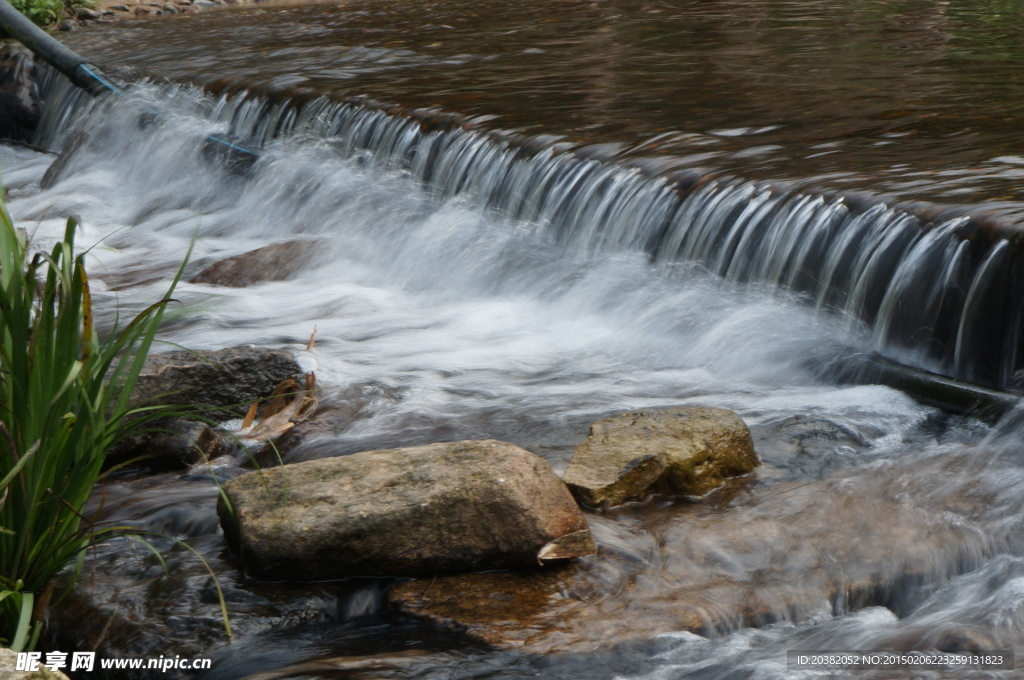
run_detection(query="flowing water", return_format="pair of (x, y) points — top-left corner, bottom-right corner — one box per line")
(5, 0), (1024, 677)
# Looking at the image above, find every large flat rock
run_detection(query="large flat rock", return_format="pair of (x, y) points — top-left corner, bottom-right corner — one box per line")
(219, 440), (595, 580)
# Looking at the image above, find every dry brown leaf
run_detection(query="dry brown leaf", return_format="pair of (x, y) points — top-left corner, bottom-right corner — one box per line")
(240, 401), (259, 430)
(261, 378), (301, 419)
(236, 373), (318, 444)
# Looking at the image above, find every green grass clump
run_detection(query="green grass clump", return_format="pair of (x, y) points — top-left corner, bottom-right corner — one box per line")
(9, 0), (95, 26)
(10, 0), (66, 26)
(0, 192), (185, 650)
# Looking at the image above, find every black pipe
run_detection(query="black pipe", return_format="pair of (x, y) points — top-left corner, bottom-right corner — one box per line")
(0, 0), (108, 95)
(0, 0), (260, 163)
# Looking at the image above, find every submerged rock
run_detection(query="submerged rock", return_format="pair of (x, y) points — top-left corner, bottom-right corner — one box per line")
(562, 406), (759, 508)
(390, 471), (989, 653)
(218, 440), (595, 580)
(189, 239), (324, 288)
(131, 345), (300, 419)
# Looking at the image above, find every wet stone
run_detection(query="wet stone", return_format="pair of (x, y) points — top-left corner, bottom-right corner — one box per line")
(130, 345), (301, 419)
(107, 418), (238, 471)
(389, 471), (989, 653)
(189, 239), (324, 288)
(563, 406), (759, 508)
(219, 440), (595, 580)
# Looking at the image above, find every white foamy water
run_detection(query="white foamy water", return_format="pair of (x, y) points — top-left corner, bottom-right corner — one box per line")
(5, 84), (933, 461)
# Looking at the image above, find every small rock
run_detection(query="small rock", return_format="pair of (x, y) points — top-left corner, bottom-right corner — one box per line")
(107, 418), (237, 471)
(73, 6), (101, 18)
(162, 5), (178, 12)
(130, 345), (301, 419)
(133, 6), (151, 14)
(563, 406), (759, 507)
(101, 9), (115, 15)
(112, 4), (129, 9)
(0, 647), (70, 679)
(193, 0), (214, 6)
(57, 19), (79, 30)
(189, 239), (323, 287)
(219, 440), (595, 580)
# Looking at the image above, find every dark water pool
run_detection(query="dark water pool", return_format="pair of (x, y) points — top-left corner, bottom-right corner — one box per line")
(63, 0), (1024, 215)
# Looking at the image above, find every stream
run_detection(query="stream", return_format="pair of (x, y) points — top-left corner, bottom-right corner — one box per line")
(4, 0), (1024, 677)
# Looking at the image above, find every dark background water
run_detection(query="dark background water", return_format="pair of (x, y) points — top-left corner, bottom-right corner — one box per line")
(65, 0), (1024, 216)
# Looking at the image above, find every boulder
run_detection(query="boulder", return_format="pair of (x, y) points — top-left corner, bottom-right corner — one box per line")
(218, 440), (595, 580)
(130, 346), (300, 419)
(188, 240), (323, 288)
(562, 406), (758, 507)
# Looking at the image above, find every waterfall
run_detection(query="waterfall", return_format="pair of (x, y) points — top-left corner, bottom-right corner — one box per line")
(31, 71), (1024, 390)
